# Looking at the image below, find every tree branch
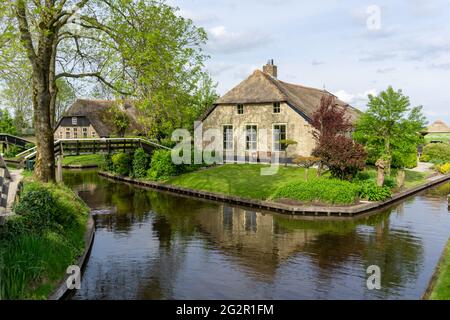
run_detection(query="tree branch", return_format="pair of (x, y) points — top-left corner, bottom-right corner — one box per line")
(55, 71), (132, 95)
(15, 0), (37, 69)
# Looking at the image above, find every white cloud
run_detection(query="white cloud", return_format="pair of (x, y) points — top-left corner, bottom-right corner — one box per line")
(335, 89), (377, 108)
(206, 25), (271, 54)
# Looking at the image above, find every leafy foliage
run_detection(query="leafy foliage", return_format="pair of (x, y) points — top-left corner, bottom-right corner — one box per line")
(293, 156), (321, 168)
(0, 109), (17, 135)
(311, 95), (367, 180)
(132, 148), (150, 178)
(436, 163), (450, 174)
(111, 153), (132, 176)
(108, 103), (130, 137)
(147, 150), (180, 181)
(422, 143), (450, 164)
(271, 178), (360, 205)
(354, 87), (426, 170)
(358, 180), (392, 201)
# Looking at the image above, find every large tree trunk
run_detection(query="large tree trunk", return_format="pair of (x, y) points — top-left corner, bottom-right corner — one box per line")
(33, 76), (55, 182)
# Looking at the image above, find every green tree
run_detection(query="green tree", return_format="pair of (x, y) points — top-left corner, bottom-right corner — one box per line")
(354, 87), (426, 177)
(0, 108), (18, 135)
(0, 0), (211, 182)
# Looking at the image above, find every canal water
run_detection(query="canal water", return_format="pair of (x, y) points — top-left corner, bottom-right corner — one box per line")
(63, 169), (450, 300)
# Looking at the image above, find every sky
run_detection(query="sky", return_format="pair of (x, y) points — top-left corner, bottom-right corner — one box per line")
(169, 0), (450, 125)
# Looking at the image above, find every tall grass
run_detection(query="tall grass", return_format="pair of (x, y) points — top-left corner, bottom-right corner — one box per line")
(0, 178), (88, 300)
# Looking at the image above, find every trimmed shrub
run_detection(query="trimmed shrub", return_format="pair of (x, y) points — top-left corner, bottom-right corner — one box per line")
(148, 149), (179, 180)
(422, 143), (450, 164)
(132, 148), (149, 178)
(358, 180), (391, 201)
(271, 178), (360, 205)
(111, 153), (131, 176)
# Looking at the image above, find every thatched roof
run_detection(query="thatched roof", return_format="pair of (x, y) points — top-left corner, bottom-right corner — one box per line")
(202, 69), (361, 123)
(57, 99), (144, 137)
(426, 120), (450, 133)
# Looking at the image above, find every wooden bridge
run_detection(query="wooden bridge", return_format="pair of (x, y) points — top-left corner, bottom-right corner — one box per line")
(0, 133), (34, 149)
(22, 138), (170, 162)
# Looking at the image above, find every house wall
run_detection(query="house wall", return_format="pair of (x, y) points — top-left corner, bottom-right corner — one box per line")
(201, 102), (316, 159)
(54, 122), (99, 140)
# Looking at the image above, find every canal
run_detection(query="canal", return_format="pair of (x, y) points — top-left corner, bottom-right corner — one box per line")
(63, 169), (450, 300)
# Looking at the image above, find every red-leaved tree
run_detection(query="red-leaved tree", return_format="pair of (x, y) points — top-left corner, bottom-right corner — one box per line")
(311, 95), (367, 180)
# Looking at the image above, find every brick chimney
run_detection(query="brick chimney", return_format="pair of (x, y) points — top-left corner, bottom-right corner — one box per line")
(263, 59), (277, 78)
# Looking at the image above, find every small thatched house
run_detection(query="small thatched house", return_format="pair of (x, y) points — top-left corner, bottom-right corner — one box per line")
(201, 60), (361, 161)
(425, 120), (450, 134)
(54, 99), (144, 139)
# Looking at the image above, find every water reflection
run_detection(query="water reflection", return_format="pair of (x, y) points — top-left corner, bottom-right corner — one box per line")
(63, 170), (450, 300)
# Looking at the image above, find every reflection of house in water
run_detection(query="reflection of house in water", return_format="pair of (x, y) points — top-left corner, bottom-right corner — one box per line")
(193, 204), (317, 276)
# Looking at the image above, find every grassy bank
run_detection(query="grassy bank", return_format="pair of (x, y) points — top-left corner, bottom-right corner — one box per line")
(62, 154), (104, 166)
(166, 164), (429, 204)
(0, 175), (89, 299)
(430, 240), (450, 300)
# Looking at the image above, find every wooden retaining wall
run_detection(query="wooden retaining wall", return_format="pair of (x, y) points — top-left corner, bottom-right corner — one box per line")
(98, 171), (450, 218)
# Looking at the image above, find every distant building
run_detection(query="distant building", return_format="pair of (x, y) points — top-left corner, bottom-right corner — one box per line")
(200, 60), (361, 161)
(54, 99), (144, 140)
(425, 120), (450, 134)
(423, 120), (450, 144)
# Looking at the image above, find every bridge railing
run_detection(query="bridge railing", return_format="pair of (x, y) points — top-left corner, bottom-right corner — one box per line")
(23, 137), (171, 161)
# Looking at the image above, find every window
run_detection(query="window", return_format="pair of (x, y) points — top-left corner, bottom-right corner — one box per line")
(72, 117), (77, 125)
(273, 102), (281, 113)
(82, 127), (88, 138)
(65, 131), (70, 139)
(59, 131), (63, 139)
(237, 104), (244, 115)
(66, 128), (70, 131)
(73, 132), (78, 138)
(273, 124), (287, 151)
(91, 131), (96, 137)
(223, 125), (233, 150)
(245, 211), (257, 232)
(245, 125), (257, 151)
(223, 206), (233, 230)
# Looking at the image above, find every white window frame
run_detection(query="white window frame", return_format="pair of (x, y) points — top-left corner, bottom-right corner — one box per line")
(223, 125), (234, 151)
(272, 123), (288, 152)
(71, 117), (77, 125)
(245, 124), (258, 151)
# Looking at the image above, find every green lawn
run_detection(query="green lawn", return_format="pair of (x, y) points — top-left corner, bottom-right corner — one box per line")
(167, 164), (314, 200)
(166, 164), (430, 202)
(430, 240), (450, 300)
(62, 154), (104, 166)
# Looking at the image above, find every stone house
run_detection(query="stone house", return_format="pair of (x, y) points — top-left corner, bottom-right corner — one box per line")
(200, 60), (361, 162)
(54, 99), (144, 140)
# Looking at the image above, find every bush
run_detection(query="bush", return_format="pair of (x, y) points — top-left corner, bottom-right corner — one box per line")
(13, 187), (58, 232)
(132, 148), (149, 178)
(420, 154), (430, 162)
(383, 175), (397, 188)
(391, 152), (417, 169)
(422, 143), (450, 164)
(111, 153), (131, 176)
(3, 145), (21, 158)
(436, 163), (450, 174)
(147, 149), (179, 180)
(271, 178), (360, 205)
(101, 154), (114, 172)
(358, 180), (391, 201)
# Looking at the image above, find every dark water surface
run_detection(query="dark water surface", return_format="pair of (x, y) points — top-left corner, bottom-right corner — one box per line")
(64, 170), (450, 300)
